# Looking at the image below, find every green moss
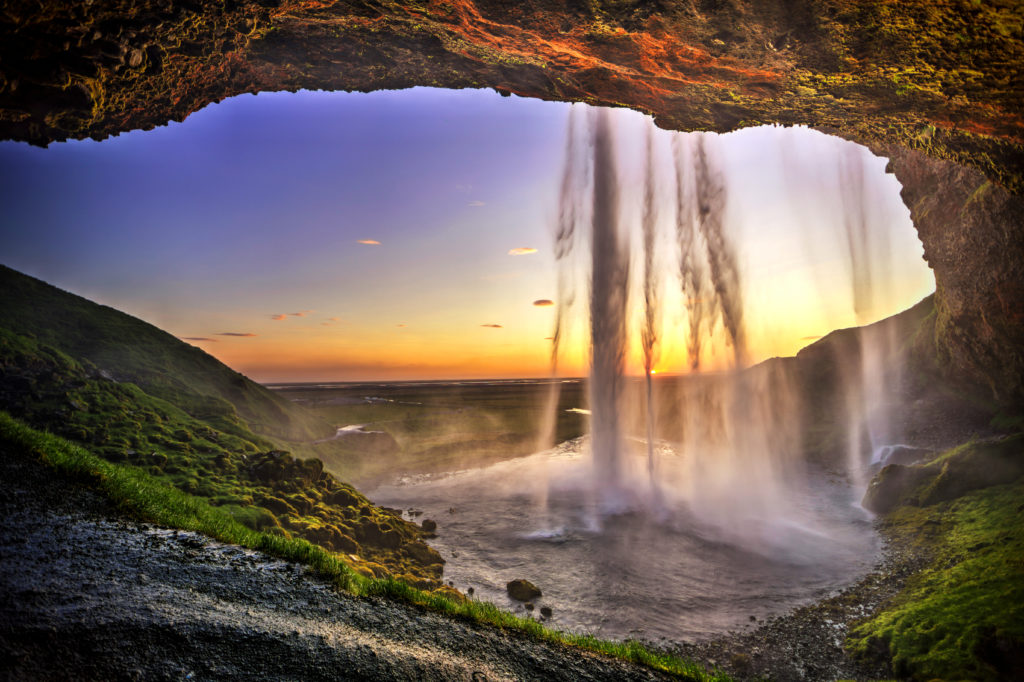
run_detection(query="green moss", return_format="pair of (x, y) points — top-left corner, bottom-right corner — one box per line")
(850, 481), (1024, 680)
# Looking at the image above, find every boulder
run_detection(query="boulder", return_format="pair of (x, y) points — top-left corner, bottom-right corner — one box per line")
(917, 437), (1024, 507)
(404, 541), (445, 567)
(862, 464), (929, 514)
(506, 579), (542, 601)
(331, 533), (360, 555)
(324, 487), (361, 508)
(255, 494), (298, 517)
(421, 519), (437, 533)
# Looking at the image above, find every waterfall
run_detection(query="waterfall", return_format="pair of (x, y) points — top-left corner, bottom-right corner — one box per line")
(546, 107), (920, 542)
(587, 107), (630, 505)
(640, 124), (659, 486)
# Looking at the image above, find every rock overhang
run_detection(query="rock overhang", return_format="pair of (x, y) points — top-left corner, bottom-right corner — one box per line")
(1, 0), (1021, 401)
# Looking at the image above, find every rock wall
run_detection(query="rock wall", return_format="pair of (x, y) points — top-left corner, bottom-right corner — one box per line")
(879, 145), (1024, 403)
(2, 0), (1021, 402)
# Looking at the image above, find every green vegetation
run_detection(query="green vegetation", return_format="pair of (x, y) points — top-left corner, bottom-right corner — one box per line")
(850, 440), (1024, 680)
(0, 411), (727, 682)
(0, 267), (441, 586)
(0, 265), (331, 442)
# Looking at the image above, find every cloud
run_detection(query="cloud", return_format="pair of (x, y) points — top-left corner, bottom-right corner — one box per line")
(217, 332), (257, 337)
(396, 324), (407, 328)
(467, 200), (485, 207)
(481, 324), (503, 328)
(357, 239), (381, 245)
(801, 335), (823, 341)
(271, 314), (287, 321)
(181, 337), (217, 342)
(329, 317), (341, 322)
(544, 336), (554, 340)
(508, 247), (538, 256)
(289, 310), (315, 317)
(533, 299), (555, 307)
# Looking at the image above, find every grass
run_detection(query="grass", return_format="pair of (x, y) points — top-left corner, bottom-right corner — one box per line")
(0, 410), (728, 682)
(849, 472), (1024, 680)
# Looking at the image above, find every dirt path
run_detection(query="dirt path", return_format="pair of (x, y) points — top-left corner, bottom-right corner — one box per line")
(0, 451), (676, 682)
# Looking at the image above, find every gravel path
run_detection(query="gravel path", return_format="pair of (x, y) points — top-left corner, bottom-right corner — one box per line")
(0, 449), (679, 681)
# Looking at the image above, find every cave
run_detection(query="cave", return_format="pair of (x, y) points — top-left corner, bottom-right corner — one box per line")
(2, 0), (1020, 403)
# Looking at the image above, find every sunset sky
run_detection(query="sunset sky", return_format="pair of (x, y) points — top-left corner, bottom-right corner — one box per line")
(0, 88), (935, 382)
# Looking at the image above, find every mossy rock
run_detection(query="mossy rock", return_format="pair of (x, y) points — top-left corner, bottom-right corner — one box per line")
(331, 533), (360, 554)
(255, 494), (298, 517)
(862, 463), (932, 514)
(283, 492), (315, 515)
(324, 487), (362, 507)
(403, 541), (444, 567)
(432, 585), (466, 603)
(506, 579), (542, 601)
(864, 435), (1024, 514)
(917, 436), (1024, 506)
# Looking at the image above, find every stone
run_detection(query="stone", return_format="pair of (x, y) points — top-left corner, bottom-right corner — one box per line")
(861, 464), (929, 515)
(421, 519), (437, 533)
(404, 541), (444, 567)
(325, 487), (360, 507)
(255, 495), (298, 517)
(506, 579), (541, 602)
(540, 606), (552, 618)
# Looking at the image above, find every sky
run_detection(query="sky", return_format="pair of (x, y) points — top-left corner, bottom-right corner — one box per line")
(0, 87), (935, 382)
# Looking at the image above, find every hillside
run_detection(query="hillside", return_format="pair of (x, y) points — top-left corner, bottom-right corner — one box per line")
(0, 265), (447, 588)
(0, 264), (330, 442)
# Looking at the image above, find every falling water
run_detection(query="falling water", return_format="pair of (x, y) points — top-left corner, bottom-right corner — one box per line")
(587, 108), (630, 505)
(640, 124), (659, 484)
(547, 108), (918, 542)
(373, 110), (930, 641)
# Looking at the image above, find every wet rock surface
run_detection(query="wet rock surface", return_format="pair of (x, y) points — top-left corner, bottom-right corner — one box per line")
(0, 449), (675, 681)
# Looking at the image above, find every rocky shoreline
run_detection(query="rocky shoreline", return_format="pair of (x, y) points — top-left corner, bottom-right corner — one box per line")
(669, 531), (922, 681)
(0, 449), (676, 681)
(1, 443), (924, 681)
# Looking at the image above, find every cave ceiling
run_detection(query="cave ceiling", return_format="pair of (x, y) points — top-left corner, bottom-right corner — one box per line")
(1, 0), (1022, 402)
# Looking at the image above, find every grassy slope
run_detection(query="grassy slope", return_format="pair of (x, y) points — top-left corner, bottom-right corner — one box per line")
(0, 265), (331, 442)
(0, 411), (727, 682)
(0, 265), (448, 585)
(850, 436), (1024, 680)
